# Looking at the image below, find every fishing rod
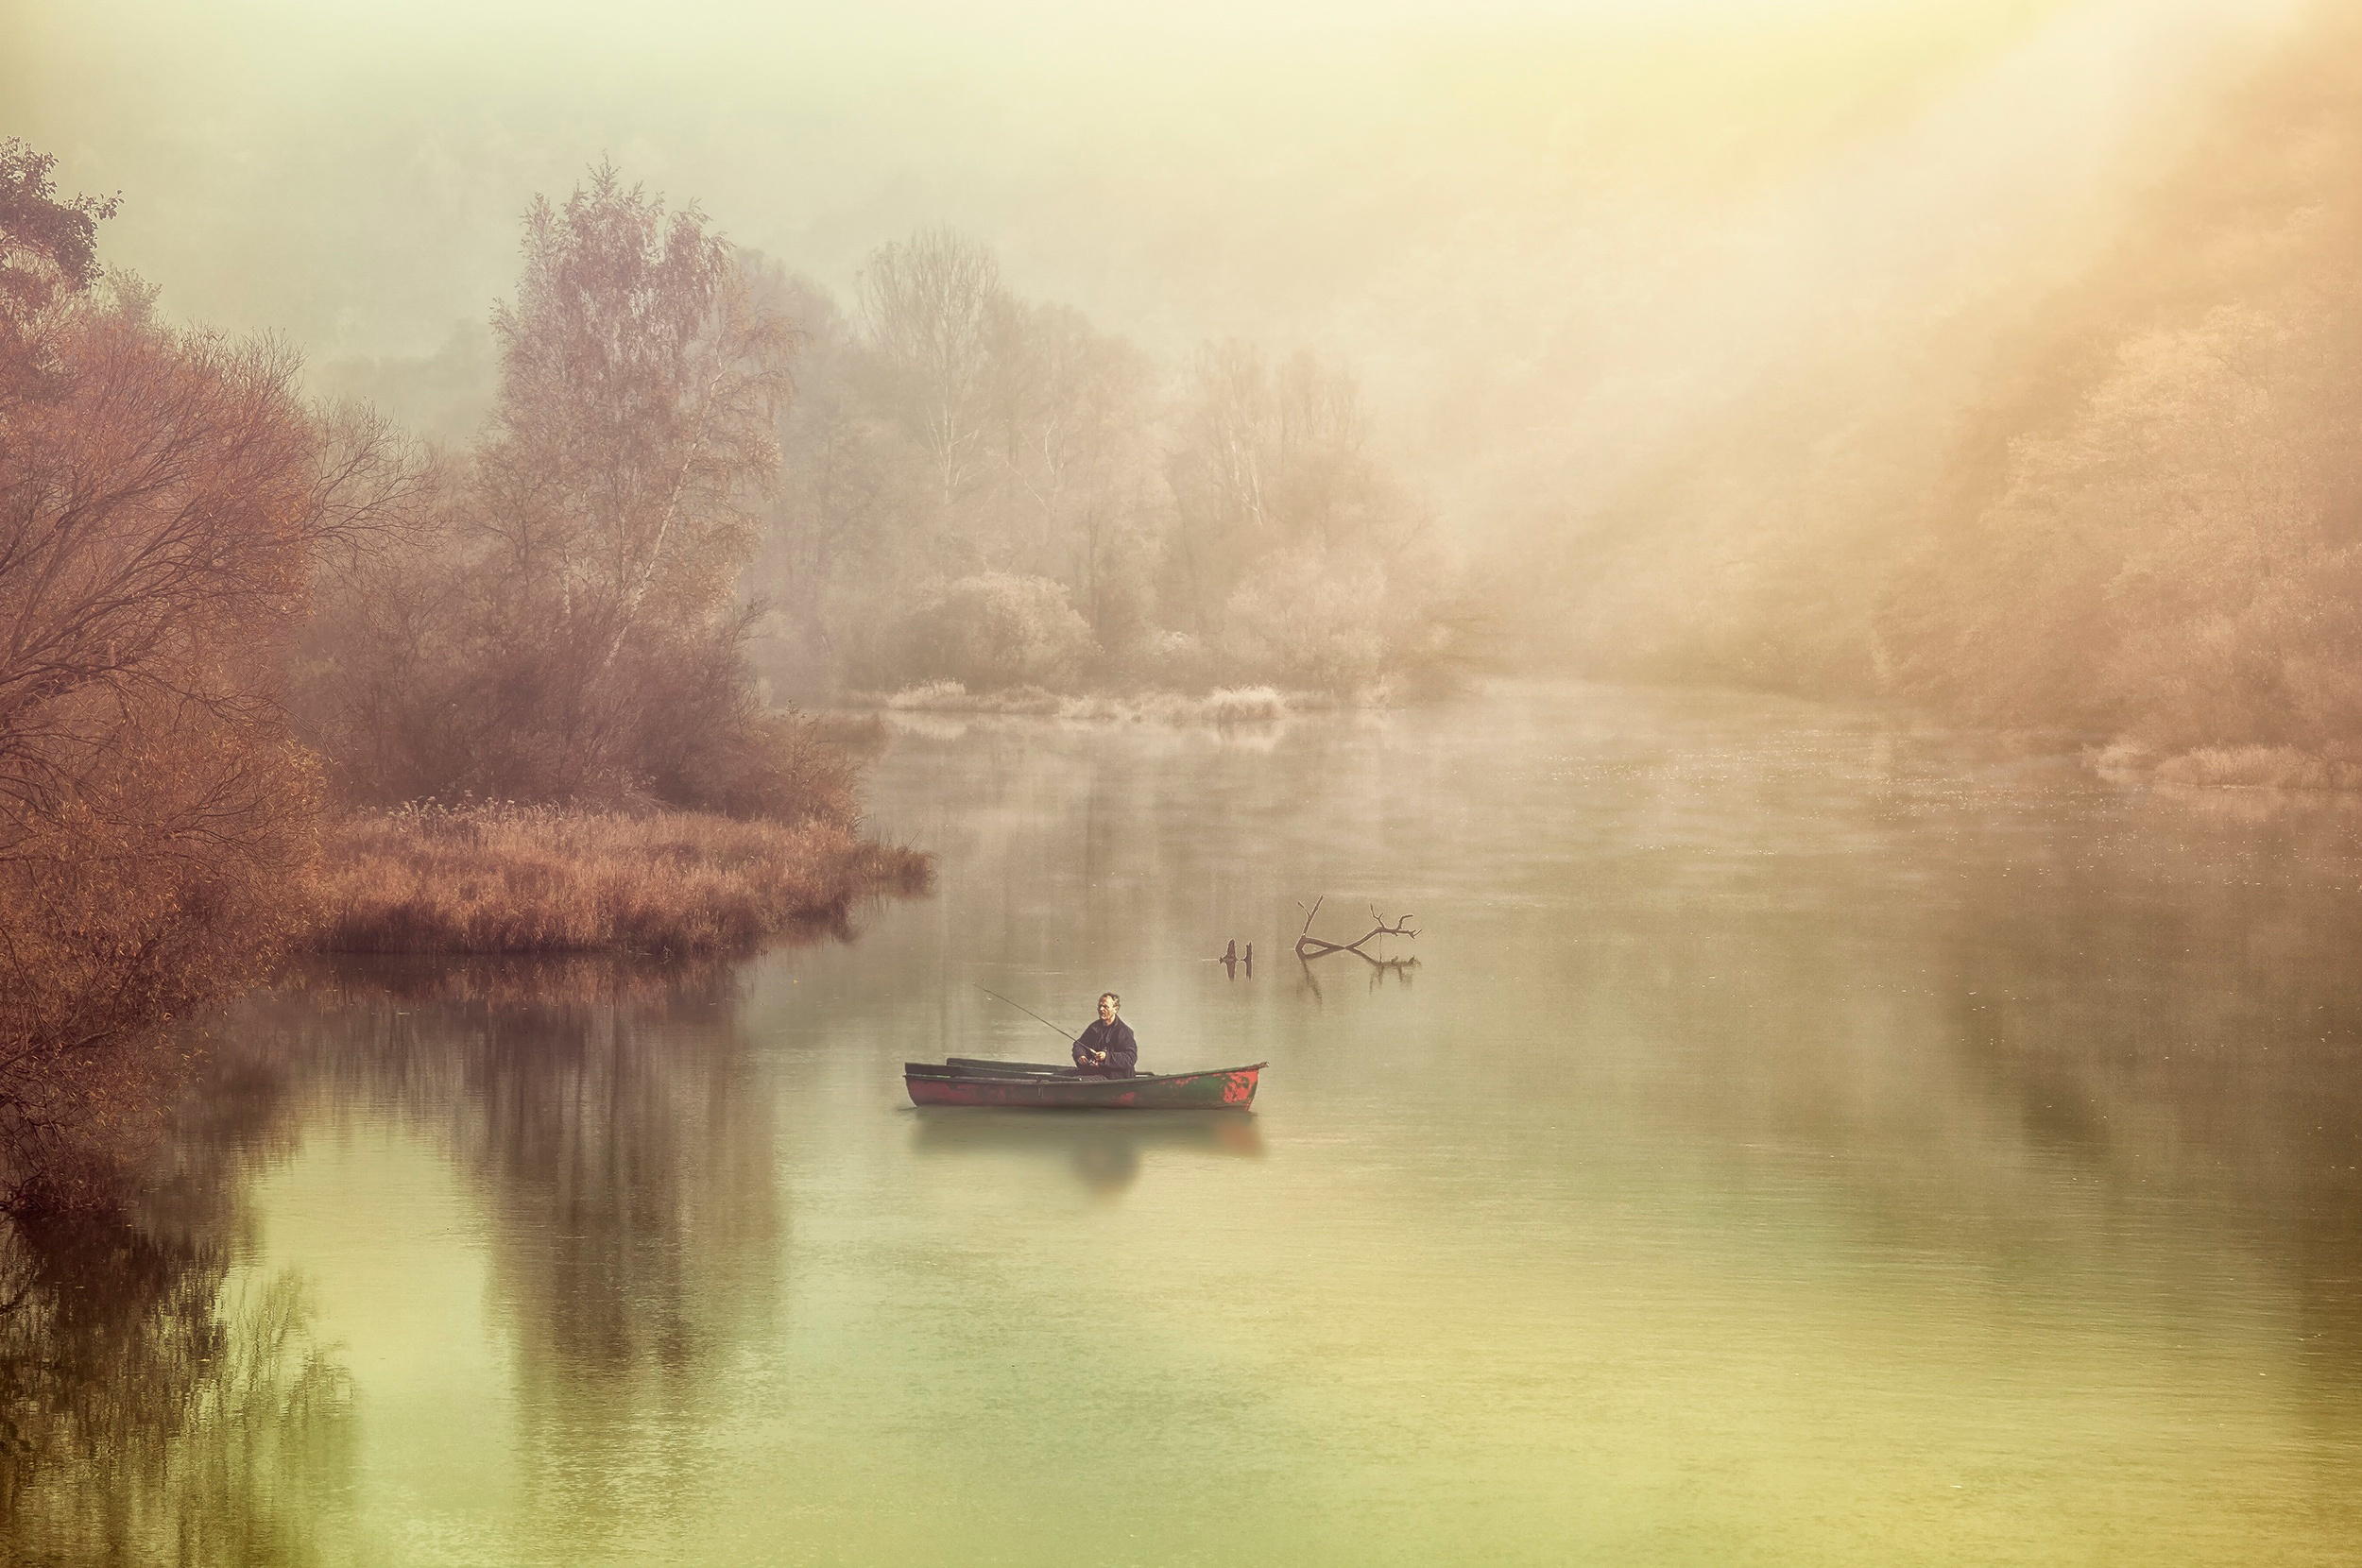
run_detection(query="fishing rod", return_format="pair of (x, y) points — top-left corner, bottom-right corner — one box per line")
(979, 987), (1077, 1043)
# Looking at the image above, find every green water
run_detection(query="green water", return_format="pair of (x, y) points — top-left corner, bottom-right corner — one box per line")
(7, 682), (2360, 1565)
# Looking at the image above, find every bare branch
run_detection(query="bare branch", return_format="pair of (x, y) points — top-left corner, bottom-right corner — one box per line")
(1292, 895), (1419, 958)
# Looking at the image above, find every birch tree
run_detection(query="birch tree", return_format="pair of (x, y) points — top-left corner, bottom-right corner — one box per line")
(471, 164), (795, 796)
(857, 227), (1005, 506)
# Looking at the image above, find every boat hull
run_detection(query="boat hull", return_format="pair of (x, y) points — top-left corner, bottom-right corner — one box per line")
(903, 1061), (1264, 1110)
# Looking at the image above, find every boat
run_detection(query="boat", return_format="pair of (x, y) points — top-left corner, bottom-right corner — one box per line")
(903, 1057), (1266, 1110)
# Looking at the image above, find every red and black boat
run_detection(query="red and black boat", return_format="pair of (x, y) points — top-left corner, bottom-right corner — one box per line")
(903, 1057), (1266, 1110)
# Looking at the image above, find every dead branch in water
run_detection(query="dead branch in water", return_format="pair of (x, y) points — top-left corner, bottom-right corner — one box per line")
(1293, 897), (1419, 958)
(1294, 943), (1417, 1003)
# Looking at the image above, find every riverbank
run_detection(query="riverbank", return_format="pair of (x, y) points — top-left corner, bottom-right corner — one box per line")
(2089, 740), (2362, 793)
(863, 681), (1384, 724)
(307, 804), (932, 955)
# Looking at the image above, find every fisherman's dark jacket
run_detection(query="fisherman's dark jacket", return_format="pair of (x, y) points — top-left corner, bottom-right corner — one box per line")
(1070, 1017), (1138, 1077)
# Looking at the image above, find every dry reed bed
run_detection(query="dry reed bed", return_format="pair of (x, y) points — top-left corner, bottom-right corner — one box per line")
(310, 806), (932, 955)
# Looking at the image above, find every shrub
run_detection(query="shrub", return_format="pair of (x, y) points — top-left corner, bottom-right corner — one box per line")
(881, 572), (1096, 690)
(1220, 553), (1395, 691)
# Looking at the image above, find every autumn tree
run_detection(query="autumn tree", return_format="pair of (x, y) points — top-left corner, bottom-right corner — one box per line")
(740, 225), (1477, 696)
(1859, 12), (2362, 765)
(1168, 339), (1274, 613)
(0, 144), (413, 1166)
(0, 139), (113, 405)
(297, 165), (848, 819)
(1161, 341), (1462, 689)
(1001, 302), (1153, 626)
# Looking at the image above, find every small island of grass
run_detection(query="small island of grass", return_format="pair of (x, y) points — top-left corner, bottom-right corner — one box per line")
(311, 804), (931, 957)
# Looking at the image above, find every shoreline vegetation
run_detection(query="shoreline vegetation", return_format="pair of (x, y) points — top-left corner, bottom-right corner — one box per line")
(0, 148), (952, 1185)
(863, 673), (2362, 798)
(307, 803), (931, 957)
(868, 680), (1351, 724)
(2097, 742), (2362, 795)
(16, 17), (2362, 1202)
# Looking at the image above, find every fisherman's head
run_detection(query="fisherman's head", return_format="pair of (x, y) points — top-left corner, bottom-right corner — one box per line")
(1098, 993), (1120, 1023)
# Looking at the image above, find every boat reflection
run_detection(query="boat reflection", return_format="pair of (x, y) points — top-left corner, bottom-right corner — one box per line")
(908, 1108), (1264, 1193)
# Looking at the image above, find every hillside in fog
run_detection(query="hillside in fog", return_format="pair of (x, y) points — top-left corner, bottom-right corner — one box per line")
(1533, 2), (2362, 776)
(1883, 2), (2362, 771)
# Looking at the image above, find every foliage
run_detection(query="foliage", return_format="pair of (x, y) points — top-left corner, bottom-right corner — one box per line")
(0, 139), (116, 402)
(292, 164), (838, 818)
(0, 162), (407, 1141)
(755, 237), (1469, 697)
(2, 150), (913, 1200)
(485, 162), (789, 656)
(1520, 9), (2362, 774)
(1870, 17), (2362, 762)
(869, 571), (1097, 691)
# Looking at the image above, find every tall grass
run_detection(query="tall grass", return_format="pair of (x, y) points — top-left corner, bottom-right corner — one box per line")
(309, 804), (932, 955)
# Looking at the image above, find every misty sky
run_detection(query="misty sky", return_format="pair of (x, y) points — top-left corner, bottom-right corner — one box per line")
(1, 0), (2304, 524)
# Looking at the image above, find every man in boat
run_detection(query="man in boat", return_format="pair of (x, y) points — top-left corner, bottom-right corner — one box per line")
(1070, 993), (1138, 1078)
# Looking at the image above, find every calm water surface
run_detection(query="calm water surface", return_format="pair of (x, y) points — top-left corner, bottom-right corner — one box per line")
(9, 682), (2362, 1564)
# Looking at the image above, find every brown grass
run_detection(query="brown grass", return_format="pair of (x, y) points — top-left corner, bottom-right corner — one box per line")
(306, 804), (932, 955)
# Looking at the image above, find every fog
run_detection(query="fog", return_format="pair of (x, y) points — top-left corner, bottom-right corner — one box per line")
(9, 0), (2353, 746)
(15, 15), (2362, 1553)
(5, 2), (2289, 455)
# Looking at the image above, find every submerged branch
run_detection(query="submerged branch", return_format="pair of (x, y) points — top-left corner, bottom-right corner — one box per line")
(1293, 897), (1419, 958)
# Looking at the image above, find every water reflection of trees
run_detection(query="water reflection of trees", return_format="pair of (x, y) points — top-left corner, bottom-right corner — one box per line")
(246, 955), (787, 1538)
(1576, 758), (2362, 1464)
(0, 1187), (352, 1566)
(1, 950), (792, 1560)
(1926, 793), (2362, 1445)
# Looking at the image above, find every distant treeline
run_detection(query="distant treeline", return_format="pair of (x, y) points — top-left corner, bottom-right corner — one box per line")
(747, 231), (1472, 699)
(1526, 8), (2362, 780)
(3, 132), (1472, 1174)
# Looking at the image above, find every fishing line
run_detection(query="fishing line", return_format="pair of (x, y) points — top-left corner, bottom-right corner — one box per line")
(978, 986), (1077, 1041)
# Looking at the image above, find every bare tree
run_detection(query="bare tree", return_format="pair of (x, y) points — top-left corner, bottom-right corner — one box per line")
(750, 270), (919, 685)
(857, 226), (1006, 505)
